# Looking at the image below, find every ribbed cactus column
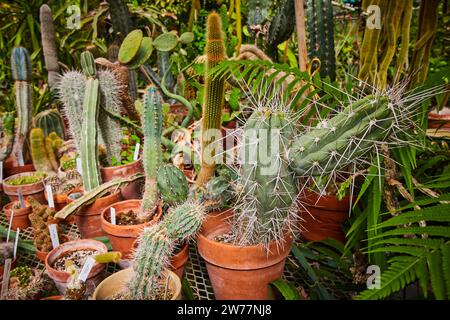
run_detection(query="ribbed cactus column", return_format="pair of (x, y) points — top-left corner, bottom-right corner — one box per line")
(80, 51), (101, 192)
(196, 12), (226, 187)
(40, 4), (60, 89)
(129, 201), (204, 300)
(0, 112), (15, 162)
(140, 87), (163, 218)
(11, 47), (33, 166)
(30, 128), (57, 173)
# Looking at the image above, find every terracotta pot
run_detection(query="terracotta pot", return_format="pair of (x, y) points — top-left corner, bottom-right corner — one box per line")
(183, 168), (195, 183)
(45, 239), (107, 296)
(3, 201), (31, 230)
(100, 159), (144, 199)
(67, 188), (123, 239)
(34, 235), (69, 263)
(92, 268), (181, 300)
(3, 157), (35, 179)
(299, 190), (351, 243)
(201, 208), (233, 234)
(197, 218), (293, 300)
(101, 200), (163, 259)
(40, 295), (63, 300)
(3, 172), (46, 204)
(428, 107), (450, 129)
(171, 242), (189, 279)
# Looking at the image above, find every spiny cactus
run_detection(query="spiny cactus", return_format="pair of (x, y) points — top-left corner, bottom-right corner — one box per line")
(157, 164), (189, 206)
(34, 107), (66, 139)
(265, 0), (296, 58)
(0, 112), (15, 162)
(40, 4), (60, 89)
(306, 0), (336, 81)
(196, 12), (226, 188)
(140, 87), (163, 218)
(11, 47), (33, 166)
(30, 128), (57, 173)
(247, 0), (271, 35)
(128, 201), (204, 300)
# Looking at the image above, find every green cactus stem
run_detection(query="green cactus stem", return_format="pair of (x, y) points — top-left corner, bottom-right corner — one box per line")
(33, 107), (66, 139)
(0, 112), (15, 162)
(196, 12), (226, 188)
(157, 164), (189, 206)
(265, 0), (296, 59)
(30, 128), (57, 173)
(40, 4), (60, 89)
(11, 47), (33, 167)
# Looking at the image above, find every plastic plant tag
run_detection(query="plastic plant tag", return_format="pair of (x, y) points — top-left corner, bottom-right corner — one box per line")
(76, 157), (83, 176)
(48, 224), (60, 248)
(17, 148), (24, 166)
(0, 161), (3, 183)
(17, 189), (26, 208)
(78, 256), (96, 282)
(110, 207), (116, 225)
(1, 259), (12, 298)
(133, 143), (140, 161)
(13, 228), (19, 259)
(6, 211), (14, 243)
(45, 185), (55, 208)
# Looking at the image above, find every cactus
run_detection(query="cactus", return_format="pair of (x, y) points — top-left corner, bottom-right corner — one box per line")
(11, 47), (33, 166)
(107, 0), (134, 36)
(247, 0), (271, 34)
(265, 0), (296, 58)
(118, 30), (143, 64)
(196, 13), (226, 188)
(153, 32), (179, 52)
(40, 4), (60, 89)
(34, 107), (66, 139)
(30, 128), (57, 173)
(289, 95), (391, 176)
(0, 112), (15, 162)
(157, 164), (189, 206)
(127, 37), (153, 69)
(306, 0), (336, 81)
(128, 201), (204, 300)
(140, 87), (163, 218)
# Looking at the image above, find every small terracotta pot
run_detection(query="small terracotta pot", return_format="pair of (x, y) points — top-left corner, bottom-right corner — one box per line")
(100, 159), (144, 199)
(201, 208), (234, 234)
(3, 201), (31, 230)
(34, 235), (69, 263)
(92, 268), (182, 300)
(171, 242), (189, 279)
(197, 218), (293, 300)
(101, 199), (163, 259)
(67, 188), (123, 239)
(299, 190), (352, 243)
(45, 239), (107, 296)
(44, 190), (70, 212)
(3, 156), (35, 179)
(3, 172), (46, 204)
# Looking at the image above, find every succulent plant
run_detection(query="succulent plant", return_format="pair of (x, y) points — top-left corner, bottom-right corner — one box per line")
(0, 112), (15, 163)
(39, 4), (60, 89)
(157, 164), (189, 206)
(30, 128), (58, 173)
(34, 107), (66, 140)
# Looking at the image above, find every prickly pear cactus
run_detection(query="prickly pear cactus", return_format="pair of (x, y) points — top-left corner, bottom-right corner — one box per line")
(119, 30), (143, 64)
(157, 164), (189, 206)
(153, 32), (179, 52)
(306, 0), (336, 81)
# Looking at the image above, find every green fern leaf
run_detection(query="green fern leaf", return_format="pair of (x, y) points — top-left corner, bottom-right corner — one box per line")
(373, 226), (450, 240)
(427, 249), (446, 300)
(440, 242), (450, 299)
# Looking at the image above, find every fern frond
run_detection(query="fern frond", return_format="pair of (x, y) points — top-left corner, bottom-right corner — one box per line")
(373, 226), (450, 240)
(441, 242), (450, 298)
(427, 249), (446, 300)
(370, 237), (443, 250)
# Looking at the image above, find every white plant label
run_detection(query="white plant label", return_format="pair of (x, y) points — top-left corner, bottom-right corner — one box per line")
(76, 158), (83, 176)
(0, 161), (3, 183)
(45, 185), (55, 208)
(17, 189), (26, 208)
(1, 259), (12, 298)
(6, 211), (14, 243)
(13, 228), (19, 259)
(110, 207), (116, 225)
(133, 143), (140, 161)
(48, 224), (60, 249)
(17, 149), (24, 166)
(78, 257), (96, 282)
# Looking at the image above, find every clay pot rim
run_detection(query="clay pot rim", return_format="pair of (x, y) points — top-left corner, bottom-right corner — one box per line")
(101, 199), (163, 236)
(171, 241), (189, 270)
(45, 239), (107, 280)
(2, 171), (47, 187)
(3, 200), (31, 213)
(100, 157), (142, 172)
(34, 235), (70, 256)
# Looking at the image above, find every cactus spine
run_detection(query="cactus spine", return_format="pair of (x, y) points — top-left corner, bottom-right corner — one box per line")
(40, 4), (60, 89)
(157, 164), (189, 206)
(140, 87), (163, 218)
(196, 13), (226, 188)
(80, 51), (101, 192)
(306, 0), (336, 81)
(30, 128), (58, 173)
(129, 201), (204, 300)
(34, 108), (66, 139)
(11, 47), (33, 166)
(0, 112), (15, 162)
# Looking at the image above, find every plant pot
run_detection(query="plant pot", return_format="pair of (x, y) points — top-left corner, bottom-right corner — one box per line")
(201, 208), (234, 234)
(183, 168), (195, 183)
(92, 268), (182, 300)
(299, 190), (351, 243)
(100, 159), (144, 199)
(171, 242), (189, 279)
(197, 218), (293, 300)
(101, 199), (163, 260)
(67, 188), (123, 239)
(34, 235), (69, 263)
(44, 189), (70, 212)
(3, 201), (31, 230)
(45, 239), (107, 297)
(3, 157), (35, 179)
(2, 172), (46, 204)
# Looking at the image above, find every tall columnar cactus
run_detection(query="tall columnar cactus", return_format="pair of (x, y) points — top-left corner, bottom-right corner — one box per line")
(40, 4), (60, 89)
(11, 47), (33, 166)
(306, 0), (336, 81)
(157, 164), (189, 206)
(34, 108), (66, 139)
(128, 201), (205, 300)
(247, 0), (271, 35)
(265, 0), (296, 58)
(30, 128), (57, 173)
(79, 51), (101, 192)
(140, 87), (163, 218)
(196, 13), (226, 188)
(0, 112), (15, 163)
